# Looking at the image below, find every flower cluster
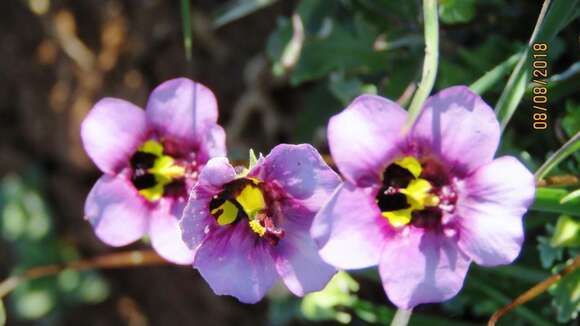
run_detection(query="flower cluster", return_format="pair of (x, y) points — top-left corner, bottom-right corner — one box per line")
(82, 80), (535, 307)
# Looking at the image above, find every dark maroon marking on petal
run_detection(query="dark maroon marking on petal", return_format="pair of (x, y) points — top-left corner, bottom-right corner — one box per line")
(132, 173), (157, 190)
(130, 151), (157, 170)
(164, 179), (187, 198)
(411, 208), (442, 229)
(382, 163), (414, 189)
(419, 157), (450, 187)
(377, 192), (409, 212)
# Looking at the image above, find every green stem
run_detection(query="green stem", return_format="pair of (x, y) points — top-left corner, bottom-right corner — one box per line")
(180, 0), (193, 61)
(535, 131), (580, 180)
(391, 308), (413, 326)
(404, 0), (439, 130)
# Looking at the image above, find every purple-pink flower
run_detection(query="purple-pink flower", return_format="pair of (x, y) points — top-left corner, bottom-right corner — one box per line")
(82, 78), (226, 265)
(311, 86), (536, 309)
(180, 144), (340, 303)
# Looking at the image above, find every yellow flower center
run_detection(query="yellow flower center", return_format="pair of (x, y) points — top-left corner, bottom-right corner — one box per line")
(209, 178), (269, 237)
(379, 156), (440, 227)
(134, 140), (186, 202)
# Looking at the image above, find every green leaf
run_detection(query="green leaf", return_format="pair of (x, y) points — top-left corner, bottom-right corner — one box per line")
(532, 188), (580, 217)
(300, 272), (359, 324)
(439, 0), (476, 24)
(562, 100), (580, 139)
(328, 75), (377, 105)
(549, 262), (580, 322)
(538, 235), (563, 269)
(551, 215), (580, 247)
(213, 0), (279, 28)
(290, 15), (388, 84)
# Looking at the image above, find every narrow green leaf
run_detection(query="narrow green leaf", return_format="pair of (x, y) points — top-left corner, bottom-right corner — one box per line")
(405, 0), (439, 129)
(532, 188), (580, 216)
(213, 0), (279, 28)
(495, 0), (580, 131)
(535, 131), (580, 180)
(180, 0), (192, 61)
(470, 52), (521, 95)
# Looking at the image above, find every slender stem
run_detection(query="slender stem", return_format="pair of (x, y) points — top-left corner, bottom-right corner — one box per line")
(391, 308), (413, 326)
(404, 0), (439, 131)
(535, 131), (580, 180)
(0, 249), (167, 299)
(180, 0), (193, 61)
(488, 256), (580, 326)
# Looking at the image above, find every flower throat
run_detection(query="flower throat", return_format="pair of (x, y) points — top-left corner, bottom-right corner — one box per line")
(209, 178), (285, 246)
(376, 156), (456, 229)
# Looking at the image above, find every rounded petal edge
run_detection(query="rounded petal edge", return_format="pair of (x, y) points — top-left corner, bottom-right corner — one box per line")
(81, 98), (147, 174)
(84, 175), (149, 247)
(328, 95), (407, 186)
(457, 156), (535, 266)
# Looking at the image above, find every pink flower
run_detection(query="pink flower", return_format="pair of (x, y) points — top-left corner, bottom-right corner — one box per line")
(311, 86), (536, 308)
(180, 144), (340, 303)
(82, 78), (226, 264)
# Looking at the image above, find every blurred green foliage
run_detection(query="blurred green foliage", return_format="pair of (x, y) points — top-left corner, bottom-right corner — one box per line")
(0, 174), (110, 324)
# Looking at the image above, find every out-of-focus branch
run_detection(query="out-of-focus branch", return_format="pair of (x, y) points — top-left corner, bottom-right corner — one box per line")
(0, 249), (167, 299)
(488, 256), (580, 326)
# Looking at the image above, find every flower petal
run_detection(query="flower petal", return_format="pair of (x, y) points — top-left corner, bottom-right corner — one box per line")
(251, 144), (341, 213)
(199, 124), (227, 161)
(311, 183), (391, 269)
(180, 157), (236, 251)
(271, 204), (336, 296)
(81, 98), (147, 174)
(194, 223), (278, 303)
(411, 86), (500, 177)
(150, 199), (195, 265)
(379, 228), (471, 309)
(327, 95), (407, 186)
(84, 175), (149, 246)
(457, 156), (535, 266)
(146, 78), (219, 147)
(197, 157), (237, 190)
